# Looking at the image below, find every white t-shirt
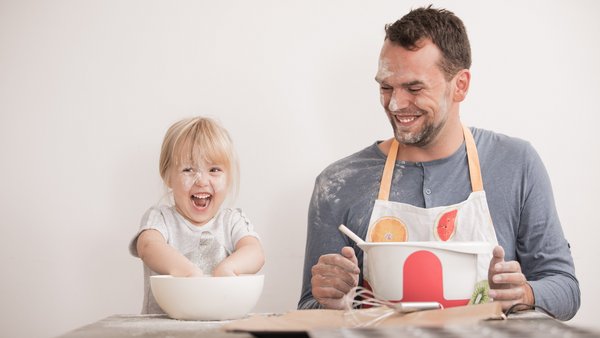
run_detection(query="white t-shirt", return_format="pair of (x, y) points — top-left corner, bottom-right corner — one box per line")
(129, 205), (260, 314)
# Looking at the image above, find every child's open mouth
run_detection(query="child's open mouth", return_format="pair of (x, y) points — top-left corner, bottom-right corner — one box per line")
(191, 193), (211, 208)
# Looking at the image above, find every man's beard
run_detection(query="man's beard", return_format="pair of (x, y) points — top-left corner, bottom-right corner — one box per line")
(390, 111), (447, 148)
(390, 93), (450, 148)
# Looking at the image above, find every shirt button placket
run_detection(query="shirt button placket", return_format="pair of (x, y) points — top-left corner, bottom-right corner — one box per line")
(421, 163), (432, 207)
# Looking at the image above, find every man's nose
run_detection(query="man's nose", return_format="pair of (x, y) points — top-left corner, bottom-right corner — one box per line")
(388, 91), (411, 112)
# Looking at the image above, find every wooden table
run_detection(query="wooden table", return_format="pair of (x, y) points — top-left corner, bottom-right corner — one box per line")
(57, 314), (252, 338)
(57, 312), (599, 338)
(310, 315), (600, 338)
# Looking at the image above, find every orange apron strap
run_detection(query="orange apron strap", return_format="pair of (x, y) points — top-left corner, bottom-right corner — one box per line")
(377, 139), (399, 201)
(377, 126), (483, 200)
(462, 124), (484, 192)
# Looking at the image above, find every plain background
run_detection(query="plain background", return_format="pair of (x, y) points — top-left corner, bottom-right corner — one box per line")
(1, 1), (599, 337)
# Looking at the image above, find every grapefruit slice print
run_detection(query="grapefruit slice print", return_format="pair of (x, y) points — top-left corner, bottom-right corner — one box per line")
(434, 208), (457, 241)
(369, 216), (407, 242)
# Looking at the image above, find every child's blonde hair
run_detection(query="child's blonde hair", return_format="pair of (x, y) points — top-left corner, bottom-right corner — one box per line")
(159, 116), (239, 199)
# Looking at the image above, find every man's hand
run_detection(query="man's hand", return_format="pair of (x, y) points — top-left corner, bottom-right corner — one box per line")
(311, 246), (360, 309)
(488, 245), (534, 310)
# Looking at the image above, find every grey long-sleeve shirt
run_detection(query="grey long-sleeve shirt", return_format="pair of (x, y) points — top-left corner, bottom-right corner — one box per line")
(298, 127), (580, 320)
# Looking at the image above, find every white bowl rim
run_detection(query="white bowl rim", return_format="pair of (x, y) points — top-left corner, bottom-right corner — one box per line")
(150, 274), (264, 280)
(358, 241), (491, 254)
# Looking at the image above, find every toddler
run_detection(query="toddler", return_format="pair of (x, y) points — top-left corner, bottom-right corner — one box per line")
(129, 116), (265, 314)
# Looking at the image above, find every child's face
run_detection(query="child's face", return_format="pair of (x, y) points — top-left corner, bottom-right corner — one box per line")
(167, 160), (228, 227)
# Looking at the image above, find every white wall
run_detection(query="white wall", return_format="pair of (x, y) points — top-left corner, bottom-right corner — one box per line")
(1, 1), (598, 337)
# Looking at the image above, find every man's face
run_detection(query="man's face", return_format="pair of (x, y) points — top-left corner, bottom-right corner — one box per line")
(375, 39), (457, 148)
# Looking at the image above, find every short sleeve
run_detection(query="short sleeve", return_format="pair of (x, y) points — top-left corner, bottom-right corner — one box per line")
(128, 206), (170, 257)
(227, 208), (260, 247)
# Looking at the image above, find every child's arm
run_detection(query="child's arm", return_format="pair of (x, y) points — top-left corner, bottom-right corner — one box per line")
(213, 236), (265, 277)
(136, 229), (204, 277)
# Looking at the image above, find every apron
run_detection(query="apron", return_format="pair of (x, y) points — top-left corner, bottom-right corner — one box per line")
(363, 125), (498, 307)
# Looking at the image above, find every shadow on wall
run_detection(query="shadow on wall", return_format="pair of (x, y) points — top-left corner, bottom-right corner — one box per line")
(252, 176), (313, 313)
(110, 142), (162, 315)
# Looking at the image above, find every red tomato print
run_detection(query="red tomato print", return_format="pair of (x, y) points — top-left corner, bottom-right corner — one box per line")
(436, 209), (457, 241)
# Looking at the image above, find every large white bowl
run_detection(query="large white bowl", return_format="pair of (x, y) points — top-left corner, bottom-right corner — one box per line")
(150, 274), (264, 320)
(359, 241), (491, 308)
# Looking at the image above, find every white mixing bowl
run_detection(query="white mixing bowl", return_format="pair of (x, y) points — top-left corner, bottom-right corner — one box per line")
(150, 274), (264, 320)
(359, 241), (491, 307)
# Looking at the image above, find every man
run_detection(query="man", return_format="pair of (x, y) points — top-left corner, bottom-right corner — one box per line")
(298, 6), (580, 320)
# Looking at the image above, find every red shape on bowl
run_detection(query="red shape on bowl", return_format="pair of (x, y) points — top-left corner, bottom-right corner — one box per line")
(400, 250), (468, 308)
(363, 250), (469, 308)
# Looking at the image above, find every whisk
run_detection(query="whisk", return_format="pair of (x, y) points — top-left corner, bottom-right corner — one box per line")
(343, 286), (443, 327)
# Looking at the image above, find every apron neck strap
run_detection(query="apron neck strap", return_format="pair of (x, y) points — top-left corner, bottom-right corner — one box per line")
(462, 124), (484, 193)
(377, 139), (400, 200)
(377, 124), (483, 201)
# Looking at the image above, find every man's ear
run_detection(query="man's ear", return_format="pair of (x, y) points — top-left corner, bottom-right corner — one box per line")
(453, 69), (470, 102)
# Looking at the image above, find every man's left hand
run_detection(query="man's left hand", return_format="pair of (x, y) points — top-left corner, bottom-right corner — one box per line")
(488, 245), (534, 310)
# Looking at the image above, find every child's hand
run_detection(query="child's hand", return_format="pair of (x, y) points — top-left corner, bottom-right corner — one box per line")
(185, 266), (204, 277)
(212, 262), (237, 277)
(211, 236), (264, 277)
(137, 229), (207, 278)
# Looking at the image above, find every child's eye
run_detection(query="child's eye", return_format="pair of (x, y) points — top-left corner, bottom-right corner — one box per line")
(209, 167), (223, 173)
(182, 167), (195, 174)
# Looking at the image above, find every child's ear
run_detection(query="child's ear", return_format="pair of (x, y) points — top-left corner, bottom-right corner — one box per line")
(164, 171), (173, 189)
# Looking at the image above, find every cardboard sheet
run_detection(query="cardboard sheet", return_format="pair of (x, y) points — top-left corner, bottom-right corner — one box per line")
(224, 302), (504, 334)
